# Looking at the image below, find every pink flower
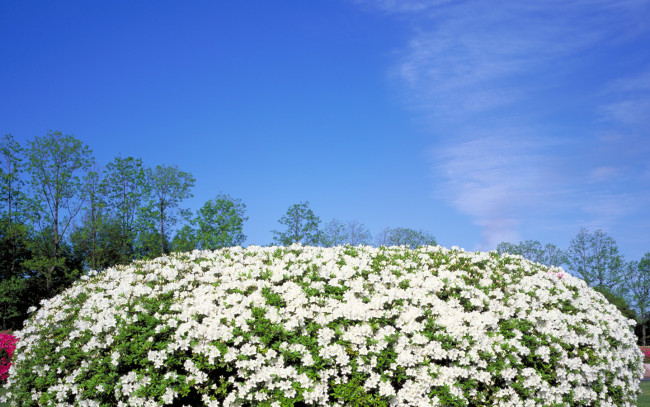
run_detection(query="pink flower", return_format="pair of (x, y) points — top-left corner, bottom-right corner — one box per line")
(0, 332), (19, 382)
(641, 347), (650, 359)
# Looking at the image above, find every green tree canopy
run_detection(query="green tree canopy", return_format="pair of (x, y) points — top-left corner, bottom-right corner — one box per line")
(194, 194), (248, 250)
(376, 227), (436, 248)
(0, 134), (27, 224)
(320, 219), (346, 247)
(566, 227), (625, 294)
(143, 164), (195, 255)
(170, 224), (198, 253)
(0, 134), (30, 281)
(24, 131), (94, 296)
(272, 201), (320, 246)
(346, 220), (371, 246)
(626, 253), (650, 345)
(496, 240), (564, 267)
(320, 219), (372, 247)
(101, 156), (147, 263)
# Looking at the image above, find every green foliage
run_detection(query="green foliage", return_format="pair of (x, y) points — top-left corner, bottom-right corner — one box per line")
(345, 220), (371, 246)
(133, 204), (169, 260)
(69, 168), (111, 271)
(272, 201), (321, 245)
(627, 253), (650, 345)
(0, 134), (26, 223)
(566, 227), (625, 294)
(170, 224), (198, 253)
(320, 219), (372, 247)
(70, 213), (124, 271)
(375, 227), (436, 247)
(496, 240), (565, 267)
(194, 194), (247, 250)
(0, 135), (35, 329)
(101, 156), (147, 264)
(0, 276), (27, 330)
(25, 131), (94, 296)
(320, 219), (346, 247)
(143, 164), (196, 255)
(0, 218), (32, 329)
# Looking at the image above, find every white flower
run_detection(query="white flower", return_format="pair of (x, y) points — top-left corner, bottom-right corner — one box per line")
(7, 245), (641, 406)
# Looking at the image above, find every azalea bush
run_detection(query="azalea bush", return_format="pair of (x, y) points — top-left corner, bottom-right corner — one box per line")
(0, 331), (18, 382)
(641, 347), (650, 363)
(2, 244), (644, 406)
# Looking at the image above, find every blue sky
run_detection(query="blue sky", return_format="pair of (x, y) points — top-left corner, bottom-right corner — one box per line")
(1, 0), (649, 261)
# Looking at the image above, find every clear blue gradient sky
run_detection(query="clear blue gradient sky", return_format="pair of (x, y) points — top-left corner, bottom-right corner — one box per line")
(1, 1), (649, 261)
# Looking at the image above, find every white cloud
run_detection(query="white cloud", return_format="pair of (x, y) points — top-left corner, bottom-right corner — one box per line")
(599, 68), (650, 130)
(589, 166), (621, 183)
(362, 0), (650, 250)
(432, 131), (568, 248)
(599, 98), (650, 128)
(391, 0), (648, 119)
(354, 0), (455, 14)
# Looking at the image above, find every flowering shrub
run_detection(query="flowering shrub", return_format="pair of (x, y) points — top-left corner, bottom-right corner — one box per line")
(0, 331), (18, 381)
(2, 245), (644, 406)
(641, 347), (650, 363)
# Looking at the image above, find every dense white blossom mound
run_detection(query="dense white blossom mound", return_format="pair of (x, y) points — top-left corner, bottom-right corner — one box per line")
(4, 245), (644, 406)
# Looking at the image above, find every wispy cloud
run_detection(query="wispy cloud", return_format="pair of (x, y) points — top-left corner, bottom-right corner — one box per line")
(358, 0), (454, 14)
(391, 0), (646, 119)
(599, 69), (650, 129)
(360, 0), (650, 251)
(432, 129), (569, 249)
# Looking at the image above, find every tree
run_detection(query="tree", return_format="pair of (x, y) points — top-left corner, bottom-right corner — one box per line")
(133, 205), (164, 259)
(101, 156), (147, 263)
(542, 243), (565, 267)
(346, 220), (371, 246)
(72, 167), (106, 270)
(0, 134), (29, 277)
(194, 194), (247, 250)
(0, 274), (28, 330)
(565, 227), (625, 294)
(24, 131), (94, 296)
(496, 242), (519, 256)
(320, 219), (346, 247)
(25, 226), (84, 301)
(321, 219), (372, 247)
(375, 227), (391, 247)
(70, 211), (123, 272)
(497, 240), (543, 263)
(272, 201), (320, 246)
(0, 135), (26, 222)
(0, 217), (31, 330)
(376, 227), (436, 248)
(144, 164), (195, 255)
(170, 225), (197, 253)
(496, 240), (564, 267)
(627, 253), (650, 345)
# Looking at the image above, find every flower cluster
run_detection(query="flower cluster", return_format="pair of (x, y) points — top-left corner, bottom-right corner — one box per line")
(0, 331), (18, 381)
(641, 347), (650, 363)
(2, 244), (644, 406)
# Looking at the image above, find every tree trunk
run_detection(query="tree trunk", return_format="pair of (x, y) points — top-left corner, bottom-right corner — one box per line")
(122, 184), (128, 260)
(160, 200), (165, 255)
(49, 195), (60, 296)
(91, 200), (97, 270)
